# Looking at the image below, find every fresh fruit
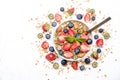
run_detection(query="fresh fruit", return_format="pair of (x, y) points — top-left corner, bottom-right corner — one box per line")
(42, 23), (50, 32)
(75, 34), (80, 38)
(55, 13), (62, 22)
(60, 7), (64, 12)
(86, 38), (93, 45)
(92, 62), (98, 68)
(81, 42), (90, 53)
(74, 48), (80, 55)
(97, 48), (101, 53)
(63, 43), (71, 51)
(94, 35), (99, 39)
(41, 41), (49, 49)
(58, 50), (64, 55)
(99, 28), (104, 33)
(91, 16), (95, 21)
(52, 21), (57, 27)
(67, 8), (74, 16)
(53, 62), (59, 69)
(77, 29), (83, 34)
(80, 33), (89, 40)
(84, 13), (91, 22)
(91, 52), (99, 60)
(79, 65), (85, 71)
(71, 41), (80, 50)
(103, 32), (110, 39)
(84, 58), (91, 64)
(68, 21), (74, 28)
(63, 29), (68, 33)
(64, 51), (73, 59)
(37, 33), (43, 39)
(45, 53), (56, 61)
(61, 59), (67, 65)
(48, 13), (54, 20)
(76, 14), (83, 20)
(45, 34), (51, 39)
(96, 39), (104, 47)
(58, 33), (66, 43)
(56, 26), (62, 32)
(49, 46), (54, 52)
(68, 29), (75, 36)
(71, 61), (78, 70)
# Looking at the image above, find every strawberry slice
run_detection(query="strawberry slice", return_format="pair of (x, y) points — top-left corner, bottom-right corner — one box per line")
(71, 61), (78, 70)
(81, 42), (90, 53)
(55, 13), (62, 22)
(45, 53), (56, 61)
(58, 32), (66, 43)
(64, 51), (73, 59)
(41, 41), (49, 49)
(63, 43), (71, 51)
(84, 13), (91, 22)
(69, 8), (74, 13)
(68, 29), (75, 36)
(96, 39), (103, 47)
(80, 33), (89, 40)
(42, 23), (50, 32)
(71, 41), (80, 50)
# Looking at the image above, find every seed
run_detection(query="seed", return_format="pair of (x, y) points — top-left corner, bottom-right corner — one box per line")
(37, 33), (43, 39)
(53, 62), (59, 69)
(92, 61), (98, 68)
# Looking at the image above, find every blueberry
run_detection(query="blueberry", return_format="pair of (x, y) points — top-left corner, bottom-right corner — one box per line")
(79, 65), (85, 71)
(77, 14), (83, 20)
(63, 29), (68, 33)
(91, 16), (95, 21)
(45, 34), (51, 39)
(49, 46), (54, 52)
(94, 35), (99, 39)
(84, 58), (90, 64)
(86, 39), (92, 44)
(97, 48), (101, 53)
(52, 22), (57, 27)
(61, 59), (67, 65)
(68, 21), (74, 28)
(74, 48), (80, 55)
(60, 7), (64, 12)
(58, 50), (64, 55)
(75, 34), (80, 38)
(99, 28), (104, 33)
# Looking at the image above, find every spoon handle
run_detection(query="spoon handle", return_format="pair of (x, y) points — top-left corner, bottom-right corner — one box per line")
(88, 17), (111, 33)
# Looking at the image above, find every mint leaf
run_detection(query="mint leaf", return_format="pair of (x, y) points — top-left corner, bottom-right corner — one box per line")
(65, 36), (75, 43)
(75, 38), (86, 43)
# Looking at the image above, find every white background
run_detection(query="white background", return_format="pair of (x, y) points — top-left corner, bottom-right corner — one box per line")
(0, 0), (120, 80)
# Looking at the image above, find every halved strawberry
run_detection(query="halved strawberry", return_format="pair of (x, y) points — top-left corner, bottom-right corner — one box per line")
(42, 23), (50, 32)
(71, 41), (80, 50)
(96, 39), (103, 47)
(81, 42), (90, 53)
(45, 53), (56, 61)
(84, 13), (91, 22)
(64, 51), (73, 59)
(68, 29), (75, 36)
(63, 43), (71, 51)
(80, 33), (89, 40)
(71, 61), (78, 70)
(41, 41), (49, 49)
(55, 13), (62, 22)
(58, 32), (66, 43)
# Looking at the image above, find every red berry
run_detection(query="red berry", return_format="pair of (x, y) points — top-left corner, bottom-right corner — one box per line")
(81, 42), (90, 53)
(58, 32), (66, 43)
(63, 43), (71, 51)
(41, 41), (49, 49)
(71, 61), (78, 70)
(64, 51), (73, 59)
(45, 53), (56, 61)
(69, 8), (74, 14)
(71, 41), (80, 50)
(42, 23), (50, 32)
(96, 39), (103, 47)
(55, 13), (62, 22)
(84, 13), (91, 22)
(68, 29), (75, 36)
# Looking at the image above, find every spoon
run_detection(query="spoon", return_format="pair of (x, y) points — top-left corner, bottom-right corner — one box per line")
(87, 17), (111, 33)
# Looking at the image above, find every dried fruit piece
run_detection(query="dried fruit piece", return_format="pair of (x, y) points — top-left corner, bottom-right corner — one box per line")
(96, 39), (104, 47)
(48, 13), (54, 20)
(71, 61), (78, 70)
(91, 52), (99, 60)
(45, 53), (56, 61)
(42, 23), (50, 32)
(90, 9), (95, 14)
(41, 41), (49, 49)
(67, 8), (74, 16)
(53, 62), (59, 69)
(55, 13), (62, 22)
(84, 13), (91, 22)
(103, 32), (110, 39)
(92, 62), (98, 68)
(37, 33), (43, 39)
